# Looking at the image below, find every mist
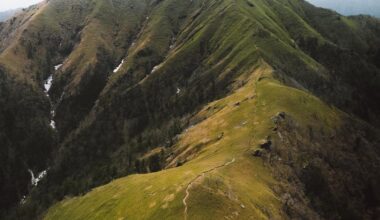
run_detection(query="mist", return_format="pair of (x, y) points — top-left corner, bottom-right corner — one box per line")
(0, 0), (42, 12)
(307, 0), (380, 17)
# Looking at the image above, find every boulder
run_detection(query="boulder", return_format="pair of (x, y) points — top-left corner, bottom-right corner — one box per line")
(259, 139), (272, 151)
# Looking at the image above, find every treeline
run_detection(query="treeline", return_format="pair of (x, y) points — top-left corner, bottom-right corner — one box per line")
(297, 36), (380, 125)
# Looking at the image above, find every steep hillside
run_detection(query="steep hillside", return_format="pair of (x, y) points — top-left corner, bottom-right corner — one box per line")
(44, 62), (380, 220)
(0, 2), (57, 215)
(0, 0), (379, 219)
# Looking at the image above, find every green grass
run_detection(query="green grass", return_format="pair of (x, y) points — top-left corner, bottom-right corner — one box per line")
(2, 0), (378, 218)
(40, 1), (371, 219)
(44, 64), (285, 220)
(44, 60), (347, 219)
(256, 76), (342, 131)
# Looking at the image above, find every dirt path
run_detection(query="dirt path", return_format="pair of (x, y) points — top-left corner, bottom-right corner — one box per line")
(183, 158), (236, 220)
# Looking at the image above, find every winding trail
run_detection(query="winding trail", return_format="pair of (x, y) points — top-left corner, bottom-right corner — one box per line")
(183, 157), (236, 220)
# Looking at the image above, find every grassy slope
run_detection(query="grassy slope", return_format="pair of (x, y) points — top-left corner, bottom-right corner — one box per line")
(50, 0), (149, 137)
(41, 0), (379, 219)
(0, 3), (48, 85)
(44, 64), (278, 219)
(44, 61), (345, 219)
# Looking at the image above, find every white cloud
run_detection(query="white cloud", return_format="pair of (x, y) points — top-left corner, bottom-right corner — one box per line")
(0, 0), (43, 12)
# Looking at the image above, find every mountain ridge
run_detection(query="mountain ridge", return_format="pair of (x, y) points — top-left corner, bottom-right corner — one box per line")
(0, 0), (379, 219)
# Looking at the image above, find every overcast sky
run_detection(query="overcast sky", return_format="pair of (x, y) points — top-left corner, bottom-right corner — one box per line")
(0, 0), (43, 11)
(0, 0), (379, 17)
(307, 0), (380, 17)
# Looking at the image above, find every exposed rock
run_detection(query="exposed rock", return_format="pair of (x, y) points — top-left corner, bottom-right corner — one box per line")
(135, 147), (165, 173)
(259, 139), (272, 151)
(218, 132), (225, 140)
(278, 112), (286, 119)
(252, 150), (263, 157)
(272, 112), (286, 124)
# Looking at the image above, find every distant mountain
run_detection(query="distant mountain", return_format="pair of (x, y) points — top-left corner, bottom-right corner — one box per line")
(1, 0), (380, 219)
(308, 0), (380, 17)
(0, 9), (21, 22)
